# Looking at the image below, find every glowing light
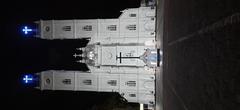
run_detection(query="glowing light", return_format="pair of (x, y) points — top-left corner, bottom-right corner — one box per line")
(23, 75), (33, 83)
(147, 53), (157, 62)
(150, 62), (157, 65)
(88, 51), (95, 60)
(140, 104), (144, 110)
(22, 26), (32, 34)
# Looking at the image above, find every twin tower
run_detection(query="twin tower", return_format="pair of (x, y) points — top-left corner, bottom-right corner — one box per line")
(23, 4), (159, 109)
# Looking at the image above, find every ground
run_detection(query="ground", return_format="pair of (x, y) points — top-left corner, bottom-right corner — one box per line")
(156, 0), (240, 110)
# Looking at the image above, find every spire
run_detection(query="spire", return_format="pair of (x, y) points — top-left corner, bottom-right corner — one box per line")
(76, 47), (85, 51)
(76, 60), (85, 63)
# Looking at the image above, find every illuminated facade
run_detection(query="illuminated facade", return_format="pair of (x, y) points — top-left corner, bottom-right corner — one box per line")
(23, 4), (159, 108)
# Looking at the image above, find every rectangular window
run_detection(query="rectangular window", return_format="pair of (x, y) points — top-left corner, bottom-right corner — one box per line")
(129, 94), (136, 97)
(83, 80), (92, 85)
(129, 14), (136, 17)
(107, 80), (117, 86)
(83, 25), (92, 31)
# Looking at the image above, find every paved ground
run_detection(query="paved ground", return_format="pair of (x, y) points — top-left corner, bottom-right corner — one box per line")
(155, 0), (164, 110)
(156, 0), (240, 110)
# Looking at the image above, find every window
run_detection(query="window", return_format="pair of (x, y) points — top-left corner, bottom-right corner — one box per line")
(126, 81), (136, 87)
(62, 79), (71, 85)
(129, 94), (136, 97)
(45, 78), (51, 85)
(107, 25), (117, 31)
(83, 80), (92, 85)
(62, 26), (71, 31)
(83, 25), (92, 31)
(129, 14), (136, 17)
(126, 25), (136, 30)
(45, 26), (50, 32)
(107, 80), (117, 86)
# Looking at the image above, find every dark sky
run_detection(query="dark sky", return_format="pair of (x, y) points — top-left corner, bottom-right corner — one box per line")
(2, 0), (140, 109)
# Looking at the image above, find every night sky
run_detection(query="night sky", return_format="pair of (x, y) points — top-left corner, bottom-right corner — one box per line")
(2, 0), (140, 109)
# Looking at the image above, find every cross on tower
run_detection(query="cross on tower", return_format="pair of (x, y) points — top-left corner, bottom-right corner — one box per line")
(73, 53), (82, 58)
(22, 26), (32, 34)
(23, 75), (33, 83)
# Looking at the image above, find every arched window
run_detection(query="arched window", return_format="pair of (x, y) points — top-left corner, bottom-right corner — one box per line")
(126, 81), (136, 87)
(62, 79), (71, 85)
(107, 80), (117, 86)
(126, 25), (136, 30)
(107, 25), (117, 31)
(62, 26), (71, 31)
(83, 79), (92, 85)
(83, 25), (92, 31)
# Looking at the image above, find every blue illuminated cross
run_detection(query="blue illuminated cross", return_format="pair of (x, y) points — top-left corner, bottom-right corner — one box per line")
(23, 75), (33, 83)
(22, 26), (32, 34)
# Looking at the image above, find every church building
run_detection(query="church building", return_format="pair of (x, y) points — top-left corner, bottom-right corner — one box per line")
(23, 2), (160, 109)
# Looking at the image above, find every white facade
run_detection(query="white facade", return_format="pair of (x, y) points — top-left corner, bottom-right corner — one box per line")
(37, 70), (155, 104)
(35, 7), (156, 45)
(34, 6), (158, 106)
